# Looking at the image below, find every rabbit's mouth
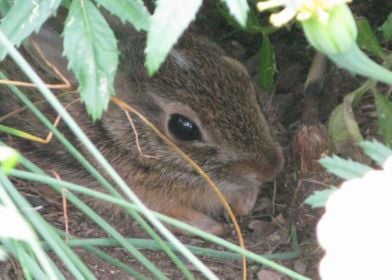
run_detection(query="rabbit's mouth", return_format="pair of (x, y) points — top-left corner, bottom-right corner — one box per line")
(223, 154), (284, 185)
(203, 178), (260, 216)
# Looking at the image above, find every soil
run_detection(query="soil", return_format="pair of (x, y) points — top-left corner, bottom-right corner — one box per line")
(1, 1), (391, 279)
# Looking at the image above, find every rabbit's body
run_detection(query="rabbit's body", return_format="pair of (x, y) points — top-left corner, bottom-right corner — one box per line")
(0, 27), (283, 234)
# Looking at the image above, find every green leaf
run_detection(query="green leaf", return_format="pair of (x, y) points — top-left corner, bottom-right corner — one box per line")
(258, 34), (275, 90)
(328, 92), (367, 162)
(374, 90), (392, 147)
(220, 0), (249, 27)
(145, 0), (202, 75)
(0, 1), (11, 16)
(319, 155), (372, 180)
(94, 0), (151, 31)
(0, 246), (7, 261)
(379, 13), (392, 42)
(304, 187), (338, 208)
(356, 18), (385, 59)
(0, 0), (61, 60)
(360, 140), (392, 166)
(217, 3), (262, 33)
(64, 0), (118, 120)
(244, 8), (263, 33)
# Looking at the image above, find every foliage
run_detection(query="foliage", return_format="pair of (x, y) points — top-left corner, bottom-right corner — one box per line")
(317, 153), (392, 280)
(328, 90), (365, 161)
(374, 90), (392, 147)
(360, 140), (392, 165)
(305, 140), (392, 208)
(94, 0), (151, 31)
(0, 2), (310, 279)
(63, 0), (118, 120)
(328, 13), (392, 155)
(0, 0), (252, 120)
(0, 0), (391, 279)
(319, 155), (373, 180)
(145, 0), (203, 76)
(380, 13), (392, 42)
(304, 187), (338, 208)
(0, 0), (62, 60)
(357, 17), (385, 58)
(258, 33), (276, 90)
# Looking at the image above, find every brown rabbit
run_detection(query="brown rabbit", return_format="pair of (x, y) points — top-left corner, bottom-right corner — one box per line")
(0, 24), (283, 235)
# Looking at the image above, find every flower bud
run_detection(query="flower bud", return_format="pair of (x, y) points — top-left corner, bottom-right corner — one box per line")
(302, 4), (357, 54)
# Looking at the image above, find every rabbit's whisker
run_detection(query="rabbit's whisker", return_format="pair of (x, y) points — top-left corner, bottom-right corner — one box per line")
(122, 108), (157, 159)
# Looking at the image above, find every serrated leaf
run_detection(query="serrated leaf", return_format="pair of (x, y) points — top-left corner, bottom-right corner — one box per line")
(380, 13), (392, 42)
(360, 140), (392, 166)
(94, 0), (151, 31)
(145, 0), (202, 75)
(244, 8), (263, 33)
(356, 18), (385, 59)
(374, 90), (392, 147)
(0, 246), (7, 261)
(328, 92), (368, 162)
(64, 0), (118, 120)
(220, 0), (249, 27)
(304, 187), (338, 208)
(319, 155), (372, 180)
(0, 1), (11, 16)
(258, 34), (275, 90)
(0, 0), (61, 60)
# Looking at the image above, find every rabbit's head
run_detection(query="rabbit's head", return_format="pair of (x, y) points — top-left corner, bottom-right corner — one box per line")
(21, 26), (283, 235)
(98, 33), (284, 233)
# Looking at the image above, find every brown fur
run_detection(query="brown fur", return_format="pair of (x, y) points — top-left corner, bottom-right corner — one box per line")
(0, 25), (283, 235)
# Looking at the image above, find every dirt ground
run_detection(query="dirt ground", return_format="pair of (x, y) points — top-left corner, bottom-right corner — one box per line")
(1, 1), (391, 279)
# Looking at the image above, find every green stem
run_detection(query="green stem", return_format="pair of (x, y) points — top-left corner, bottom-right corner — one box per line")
(56, 237), (301, 262)
(329, 44), (392, 85)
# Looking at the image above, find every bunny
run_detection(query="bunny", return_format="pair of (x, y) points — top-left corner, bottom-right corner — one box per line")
(0, 23), (284, 235)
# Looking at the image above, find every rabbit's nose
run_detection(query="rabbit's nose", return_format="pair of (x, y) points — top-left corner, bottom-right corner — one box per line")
(231, 147), (284, 183)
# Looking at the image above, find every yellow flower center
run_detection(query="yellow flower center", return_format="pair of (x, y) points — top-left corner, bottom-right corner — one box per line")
(257, 0), (352, 26)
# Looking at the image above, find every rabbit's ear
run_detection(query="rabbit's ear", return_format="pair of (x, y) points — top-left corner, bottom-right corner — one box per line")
(24, 25), (77, 84)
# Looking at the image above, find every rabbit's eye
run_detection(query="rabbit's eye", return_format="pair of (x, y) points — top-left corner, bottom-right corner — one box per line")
(168, 114), (201, 141)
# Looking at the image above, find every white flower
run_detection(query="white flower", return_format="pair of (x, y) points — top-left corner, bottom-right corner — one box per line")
(257, 0), (352, 26)
(0, 146), (17, 162)
(0, 206), (35, 242)
(0, 146), (19, 173)
(317, 156), (392, 280)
